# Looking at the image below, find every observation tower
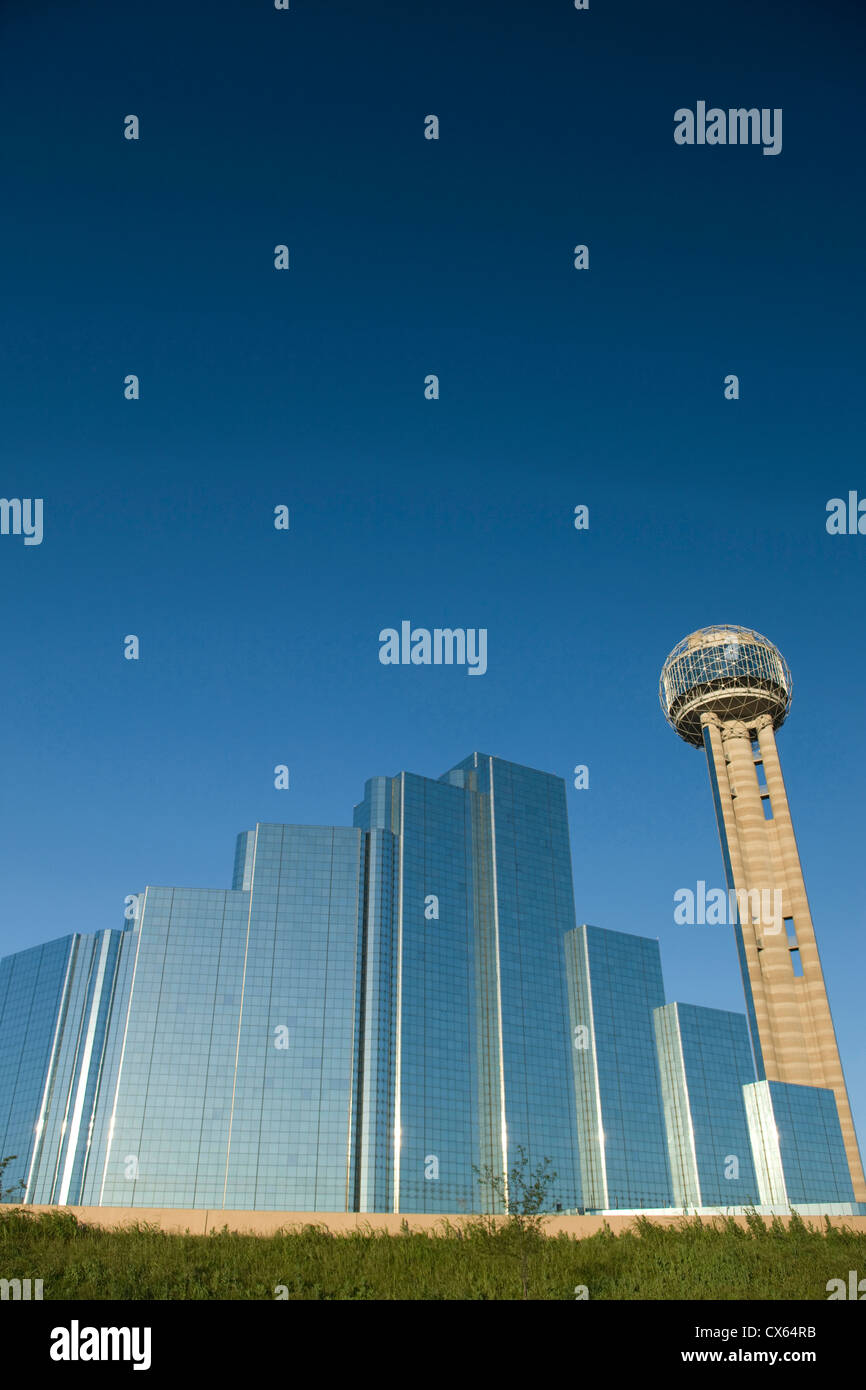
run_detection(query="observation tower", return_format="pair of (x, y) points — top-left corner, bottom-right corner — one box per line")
(660, 625), (865, 1201)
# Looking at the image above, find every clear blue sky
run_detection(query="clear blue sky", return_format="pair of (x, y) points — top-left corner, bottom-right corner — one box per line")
(1, 1), (865, 1146)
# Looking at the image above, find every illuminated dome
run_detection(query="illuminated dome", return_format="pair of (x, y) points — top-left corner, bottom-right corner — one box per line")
(659, 625), (792, 746)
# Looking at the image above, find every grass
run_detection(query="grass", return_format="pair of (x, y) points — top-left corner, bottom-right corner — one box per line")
(0, 1207), (862, 1300)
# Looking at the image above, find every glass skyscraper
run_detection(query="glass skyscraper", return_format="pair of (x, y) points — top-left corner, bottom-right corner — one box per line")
(0, 753), (860, 1215)
(352, 755), (581, 1213)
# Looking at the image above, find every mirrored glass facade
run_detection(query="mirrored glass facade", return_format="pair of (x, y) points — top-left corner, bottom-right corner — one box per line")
(744, 1080), (856, 1207)
(353, 755), (582, 1213)
(0, 753), (860, 1214)
(565, 925), (672, 1210)
(654, 1002), (759, 1208)
(0, 931), (124, 1205)
(82, 827), (365, 1210)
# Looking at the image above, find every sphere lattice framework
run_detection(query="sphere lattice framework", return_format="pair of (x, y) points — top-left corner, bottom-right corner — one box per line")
(659, 625), (793, 746)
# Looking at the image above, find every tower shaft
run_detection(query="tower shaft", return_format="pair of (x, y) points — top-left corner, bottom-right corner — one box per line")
(702, 711), (866, 1201)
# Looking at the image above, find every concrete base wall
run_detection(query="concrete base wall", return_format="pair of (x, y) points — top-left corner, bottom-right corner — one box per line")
(12, 1206), (866, 1237)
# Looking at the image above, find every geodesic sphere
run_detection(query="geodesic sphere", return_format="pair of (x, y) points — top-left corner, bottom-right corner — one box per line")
(659, 625), (792, 746)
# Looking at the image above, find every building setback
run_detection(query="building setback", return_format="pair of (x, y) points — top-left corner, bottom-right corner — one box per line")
(654, 1003), (760, 1208)
(564, 925), (672, 1210)
(0, 753), (860, 1214)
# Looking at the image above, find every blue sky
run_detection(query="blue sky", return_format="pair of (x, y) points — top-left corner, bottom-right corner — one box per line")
(1, 1), (865, 1145)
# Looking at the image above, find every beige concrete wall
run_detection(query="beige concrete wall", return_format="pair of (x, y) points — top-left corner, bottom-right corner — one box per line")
(17, 1205), (866, 1237)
